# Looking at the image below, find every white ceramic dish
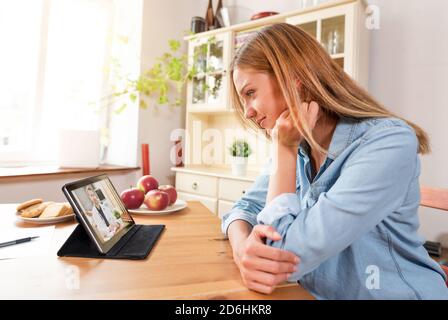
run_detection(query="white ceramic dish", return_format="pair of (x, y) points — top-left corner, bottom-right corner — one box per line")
(128, 199), (187, 215)
(16, 212), (76, 225)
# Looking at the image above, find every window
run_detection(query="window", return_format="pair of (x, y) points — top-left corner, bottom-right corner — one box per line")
(0, 0), (43, 163)
(0, 0), (142, 167)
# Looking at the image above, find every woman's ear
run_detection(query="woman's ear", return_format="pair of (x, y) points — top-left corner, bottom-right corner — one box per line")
(296, 79), (305, 98)
(296, 79), (312, 103)
(296, 79), (306, 101)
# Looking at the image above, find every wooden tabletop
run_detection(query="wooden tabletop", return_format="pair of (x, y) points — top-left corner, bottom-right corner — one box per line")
(0, 201), (314, 300)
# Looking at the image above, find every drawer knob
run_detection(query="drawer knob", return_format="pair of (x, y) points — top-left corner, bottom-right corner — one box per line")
(192, 182), (198, 190)
(242, 190), (246, 195)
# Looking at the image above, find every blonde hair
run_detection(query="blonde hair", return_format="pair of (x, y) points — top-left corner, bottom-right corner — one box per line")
(229, 23), (430, 154)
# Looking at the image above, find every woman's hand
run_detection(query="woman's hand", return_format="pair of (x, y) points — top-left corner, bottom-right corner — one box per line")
(268, 101), (320, 149)
(233, 224), (300, 294)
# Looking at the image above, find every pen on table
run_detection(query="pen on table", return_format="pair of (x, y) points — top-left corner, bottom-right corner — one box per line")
(0, 236), (40, 249)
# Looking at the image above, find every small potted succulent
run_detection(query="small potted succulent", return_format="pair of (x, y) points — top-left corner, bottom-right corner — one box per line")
(228, 139), (252, 176)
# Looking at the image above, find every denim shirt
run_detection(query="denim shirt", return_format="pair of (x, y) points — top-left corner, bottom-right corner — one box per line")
(221, 117), (448, 300)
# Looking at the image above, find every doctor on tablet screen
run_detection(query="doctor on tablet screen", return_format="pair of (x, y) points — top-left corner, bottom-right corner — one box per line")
(85, 185), (121, 241)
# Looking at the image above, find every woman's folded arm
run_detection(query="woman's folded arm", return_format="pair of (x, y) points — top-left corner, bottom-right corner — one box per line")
(221, 162), (272, 236)
(257, 125), (419, 281)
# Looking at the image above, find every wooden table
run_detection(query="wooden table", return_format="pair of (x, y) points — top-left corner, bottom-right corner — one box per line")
(0, 201), (314, 300)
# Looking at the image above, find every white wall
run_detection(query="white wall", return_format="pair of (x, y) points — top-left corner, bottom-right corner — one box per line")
(367, 0), (448, 245)
(137, 0), (209, 186)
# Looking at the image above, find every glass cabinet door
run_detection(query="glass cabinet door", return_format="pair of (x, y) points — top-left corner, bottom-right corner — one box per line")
(321, 15), (345, 56)
(193, 44), (207, 74)
(188, 33), (229, 110)
(298, 21), (317, 39)
(206, 72), (224, 105)
(208, 40), (224, 72)
(206, 36), (225, 105)
(192, 76), (206, 104)
(286, 3), (354, 73)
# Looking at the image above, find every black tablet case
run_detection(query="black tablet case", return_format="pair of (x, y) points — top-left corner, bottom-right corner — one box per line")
(57, 223), (165, 260)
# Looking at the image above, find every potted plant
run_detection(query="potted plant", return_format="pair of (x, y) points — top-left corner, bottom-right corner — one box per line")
(228, 139), (252, 176)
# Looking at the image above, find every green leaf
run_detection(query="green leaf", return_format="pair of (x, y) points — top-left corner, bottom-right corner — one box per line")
(158, 95), (168, 105)
(201, 44), (208, 55)
(114, 103), (128, 114)
(229, 139), (252, 157)
(169, 39), (181, 52)
(164, 52), (173, 59)
(207, 36), (217, 45)
(129, 92), (137, 103)
(139, 99), (148, 109)
(105, 36), (191, 112)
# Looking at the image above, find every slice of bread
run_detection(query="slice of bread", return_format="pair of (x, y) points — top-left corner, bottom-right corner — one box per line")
(64, 202), (74, 216)
(61, 202), (74, 216)
(39, 203), (66, 218)
(16, 199), (43, 212)
(20, 201), (53, 218)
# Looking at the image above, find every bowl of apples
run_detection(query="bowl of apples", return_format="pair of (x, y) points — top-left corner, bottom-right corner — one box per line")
(120, 175), (186, 215)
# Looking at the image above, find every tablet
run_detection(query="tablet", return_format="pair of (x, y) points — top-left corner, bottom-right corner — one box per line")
(62, 174), (136, 254)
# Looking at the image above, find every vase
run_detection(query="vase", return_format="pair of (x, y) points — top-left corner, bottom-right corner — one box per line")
(205, 0), (214, 31)
(231, 156), (248, 176)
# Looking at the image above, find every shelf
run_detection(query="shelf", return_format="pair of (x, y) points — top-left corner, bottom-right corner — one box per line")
(208, 70), (226, 76)
(192, 70), (226, 78)
(330, 53), (345, 59)
(234, 26), (265, 52)
(183, 0), (365, 41)
(334, 57), (344, 68)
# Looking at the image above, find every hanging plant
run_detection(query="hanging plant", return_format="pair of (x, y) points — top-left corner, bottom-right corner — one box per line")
(97, 34), (218, 114)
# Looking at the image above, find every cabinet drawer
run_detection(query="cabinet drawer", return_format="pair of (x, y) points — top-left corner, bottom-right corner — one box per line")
(218, 178), (253, 202)
(218, 200), (235, 219)
(176, 172), (217, 197)
(177, 191), (217, 215)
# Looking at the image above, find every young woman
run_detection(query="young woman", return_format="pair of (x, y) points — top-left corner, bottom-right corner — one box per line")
(221, 23), (448, 300)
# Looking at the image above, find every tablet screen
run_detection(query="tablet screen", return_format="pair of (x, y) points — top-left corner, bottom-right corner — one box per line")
(64, 175), (135, 253)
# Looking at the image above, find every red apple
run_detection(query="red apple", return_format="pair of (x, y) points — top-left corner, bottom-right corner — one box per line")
(158, 185), (177, 205)
(144, 190), (169, 211)
(137, 175), (159, 194)
(120, 186), (145, 209)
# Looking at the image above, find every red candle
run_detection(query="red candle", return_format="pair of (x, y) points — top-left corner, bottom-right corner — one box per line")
(142, 143), (150, 175)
